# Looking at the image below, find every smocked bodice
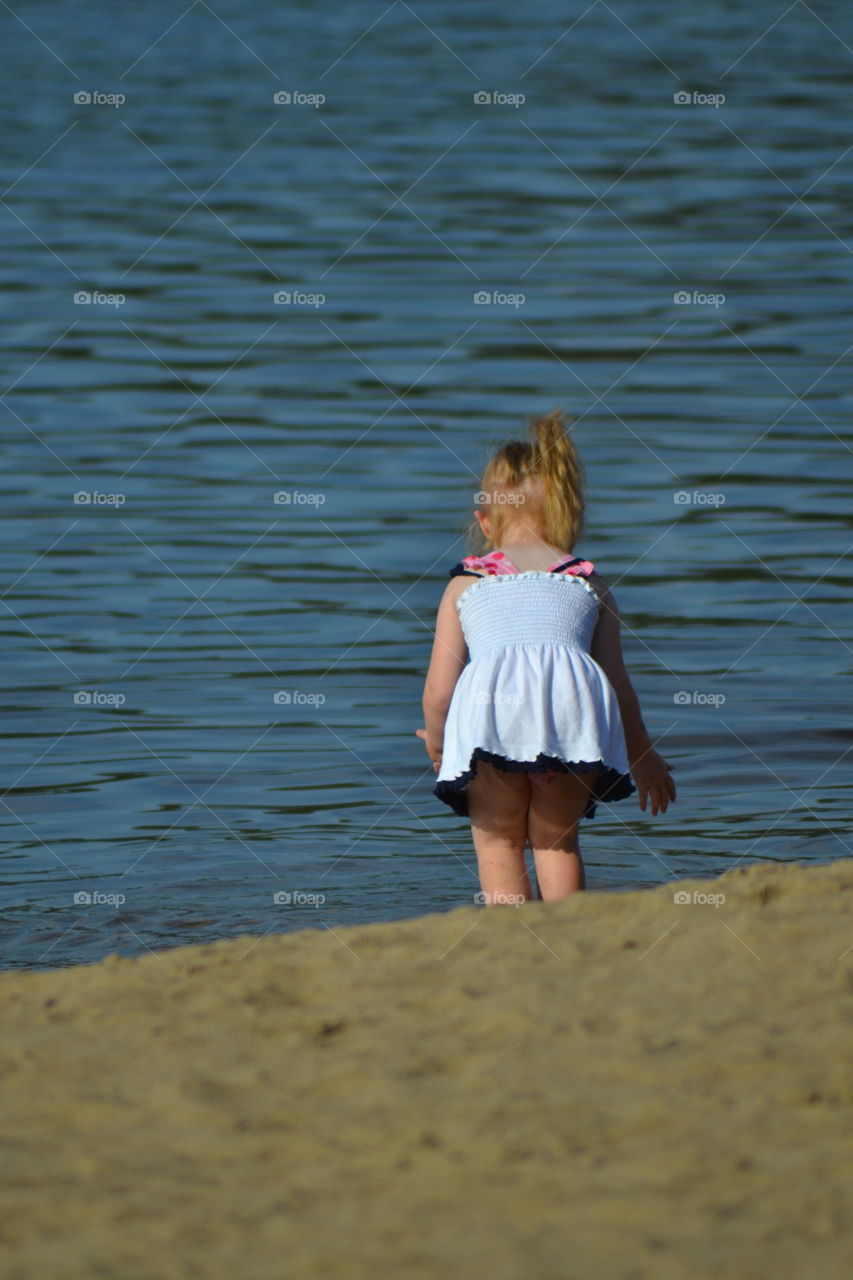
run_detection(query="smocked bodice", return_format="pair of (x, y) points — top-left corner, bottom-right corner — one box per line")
(456, 572), (601, 657)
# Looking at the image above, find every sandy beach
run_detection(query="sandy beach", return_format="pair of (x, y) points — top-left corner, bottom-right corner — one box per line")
(1, 857), (851, 1279)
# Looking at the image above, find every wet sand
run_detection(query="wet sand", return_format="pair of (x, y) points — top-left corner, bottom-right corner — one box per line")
(1, 857), (851, 1279)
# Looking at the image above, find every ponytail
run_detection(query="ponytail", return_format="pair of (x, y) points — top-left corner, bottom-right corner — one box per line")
(474, 407), (585, 553)
(530, 408), (585, 549)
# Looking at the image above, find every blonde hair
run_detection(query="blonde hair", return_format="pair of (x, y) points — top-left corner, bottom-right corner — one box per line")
(470, 408), (585, 554)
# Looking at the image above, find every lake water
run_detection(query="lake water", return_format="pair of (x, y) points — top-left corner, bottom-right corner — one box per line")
(1, 0), (850, 970)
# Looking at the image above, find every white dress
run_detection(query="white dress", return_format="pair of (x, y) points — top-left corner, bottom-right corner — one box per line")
(434, 550), (633, 819)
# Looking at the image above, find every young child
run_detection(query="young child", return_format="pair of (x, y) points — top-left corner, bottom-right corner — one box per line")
(416, 409), (675, 905)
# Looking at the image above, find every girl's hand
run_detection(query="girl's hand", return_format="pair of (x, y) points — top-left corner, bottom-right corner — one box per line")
(631, 750), (676, 816)
(415, 728), (442, 772)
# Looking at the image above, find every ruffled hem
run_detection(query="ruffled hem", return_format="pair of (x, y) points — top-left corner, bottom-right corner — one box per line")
(434, 748), (634, 820)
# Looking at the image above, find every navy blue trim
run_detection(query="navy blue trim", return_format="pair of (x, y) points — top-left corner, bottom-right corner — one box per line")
(449, 555), (588, 579)
(549, 557), (585, 573)
(434, 749), (634, 821)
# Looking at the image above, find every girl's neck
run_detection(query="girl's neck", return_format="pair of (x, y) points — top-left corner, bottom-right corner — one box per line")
(492, 535), (572, 570)
(498, 534), (567, 557)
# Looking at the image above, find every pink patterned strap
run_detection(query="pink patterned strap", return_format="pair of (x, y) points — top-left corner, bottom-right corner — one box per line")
(553, 556), (596, 577)
(458, 550), (516, 576)
(457, 550), (595, 577)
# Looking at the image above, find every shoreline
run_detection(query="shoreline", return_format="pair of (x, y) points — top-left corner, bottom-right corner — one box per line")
(1, 857), (851, 1278)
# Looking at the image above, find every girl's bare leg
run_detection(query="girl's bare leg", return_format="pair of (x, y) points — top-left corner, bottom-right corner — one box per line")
(528, 772), (594, 900)
(466, 760), (532, 905)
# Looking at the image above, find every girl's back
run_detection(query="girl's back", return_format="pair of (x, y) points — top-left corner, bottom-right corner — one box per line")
(452, 551), (601, 656)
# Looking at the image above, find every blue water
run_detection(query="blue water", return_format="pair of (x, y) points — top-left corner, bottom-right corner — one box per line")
(1, 1), (850, 969)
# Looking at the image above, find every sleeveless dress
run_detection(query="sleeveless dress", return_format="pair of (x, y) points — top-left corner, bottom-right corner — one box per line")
(434, 549), (634, 820)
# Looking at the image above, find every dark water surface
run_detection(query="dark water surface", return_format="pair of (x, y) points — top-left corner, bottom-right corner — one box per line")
(1, 1), (850, 969)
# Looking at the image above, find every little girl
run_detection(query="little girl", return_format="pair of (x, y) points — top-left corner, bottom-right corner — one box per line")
(416, 409), (675, 904)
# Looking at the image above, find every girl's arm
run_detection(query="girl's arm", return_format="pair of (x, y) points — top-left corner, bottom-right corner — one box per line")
(590, 576), (676, 815)
(417, 579), (469, 771)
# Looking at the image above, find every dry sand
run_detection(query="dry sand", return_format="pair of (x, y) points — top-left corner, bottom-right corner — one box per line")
(1, 858), (852, 1280)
